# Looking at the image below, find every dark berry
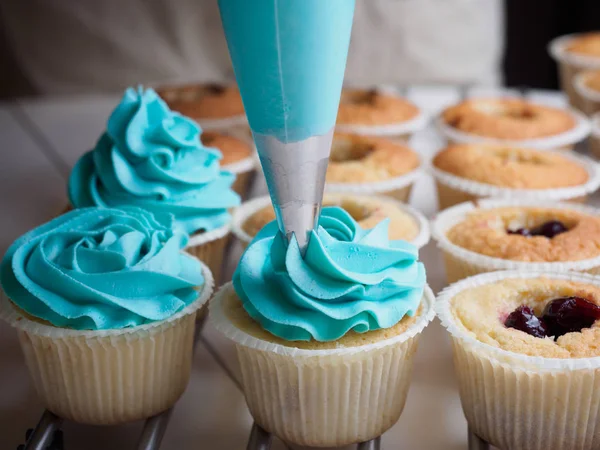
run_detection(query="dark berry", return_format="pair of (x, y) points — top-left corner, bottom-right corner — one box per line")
(530, 220), (568, 238)
(507, 228), (531, 236)
(505, 305), (548, 338)
(542, 297), (600, 338)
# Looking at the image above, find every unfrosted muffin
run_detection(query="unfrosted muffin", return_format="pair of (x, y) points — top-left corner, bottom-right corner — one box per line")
(437, 271), (600, 450)
(432, 200), (600, 283)
(441, 98), (577, 140)
(574, 69), (600, 116)
(565, 33), (600, 58)
(431, 144), (596, 209)
(336, 88), (425, 140)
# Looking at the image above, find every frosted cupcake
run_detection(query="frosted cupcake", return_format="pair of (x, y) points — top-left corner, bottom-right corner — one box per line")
(325, 133), (422, 201)
(68, 87), (240, 281)
(336, 87), (427, 141)
(210, 206), (434, 447)
(232, 193), (430, 250)
(0, 207), (213, 424)
(437, 271), (600, 450)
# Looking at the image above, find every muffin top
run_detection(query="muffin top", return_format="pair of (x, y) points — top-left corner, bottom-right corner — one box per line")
(581, 70), (600, 93)
(432, 144), (589, 189)
(326, 133), (420, 183)
(446, 206), (600, 262)
(450, 277), (600, 358)
(156, 83), (245, 120)
(201, 131), (252, 166)
(242, 194), (420, 242)
(565, 33), (600, 58)
(441, 98), (577, 140)
(337, 88), (420, 126)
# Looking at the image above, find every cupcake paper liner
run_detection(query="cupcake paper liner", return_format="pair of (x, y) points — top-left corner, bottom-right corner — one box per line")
(436, 106), (591, 151)
(428, 150), (600, 210)
(186, 223), (231, 284)
(0, 260), (214, 425)
(436, 270), (600, 450)
(590, 113), (600, 160)
(549, 34), (600, 110)
(574, 71), (600, 116)
(198, 114), (250, 140)
(432, 199), (600, 283)
(209, 283), (435, 447)
(231, 194), (431, 252)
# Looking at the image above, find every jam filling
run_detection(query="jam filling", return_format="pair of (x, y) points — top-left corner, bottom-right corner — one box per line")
(505, 297), (600, 339)
(507, 220), (568, 238)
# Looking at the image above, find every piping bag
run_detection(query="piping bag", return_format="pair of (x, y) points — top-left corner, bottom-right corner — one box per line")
(218, 0), (355, 253)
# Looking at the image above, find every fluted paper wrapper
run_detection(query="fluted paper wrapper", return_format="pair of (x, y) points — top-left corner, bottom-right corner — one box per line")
(574, 72), (600, 116)
(590, 113), (600, 160)
(436, 107), (590, 151)
(429, 150), (600, 210)
(432, 199), (600, 283)
(231, 194), (430, 253)
(549, 34), (600, 110)
(186, 222), (231, 284)
(0, 260), (214, 425)
(197, 114), (250, 141)
(209, 283), (435, 447)
(436, 270), (600, 450)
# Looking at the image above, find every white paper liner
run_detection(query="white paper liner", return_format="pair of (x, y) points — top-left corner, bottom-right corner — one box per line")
(325, 166), (423, 198)
(436, 106), (591, 150)
(436, 269), (600, 371)
(186, 221), (231, 248)
(428, 149), (600, 202)
(209, 282), (435, 358)
(223, 155), (257, 175)
(574, 71), (600, 104)
(549, 33), (600, 70)
(197, 114), (248, 132)
(432, 198), (600, 274)
(231, 194), (430, 250)
(335, 84), (429, 138)
(0, 260), (214, 339)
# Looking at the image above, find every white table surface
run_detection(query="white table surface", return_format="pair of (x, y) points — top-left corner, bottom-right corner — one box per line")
(0, 86), (581, 450)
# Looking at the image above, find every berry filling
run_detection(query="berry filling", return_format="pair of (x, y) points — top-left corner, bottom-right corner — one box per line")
(507, 220), (568, 238)
(505, 297), (600, 339)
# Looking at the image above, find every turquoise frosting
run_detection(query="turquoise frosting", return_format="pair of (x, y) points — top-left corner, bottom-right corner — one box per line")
(233, 206), (426, 342)
(0, 207), (204, 330)
(68, 87), (240, 235)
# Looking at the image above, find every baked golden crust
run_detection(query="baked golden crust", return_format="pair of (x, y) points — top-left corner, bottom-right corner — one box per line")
(242, 194), (420, 241)
(156, 83), (244, 120)
(337, 88), (419, 126)
(442, 98), (577, 140)
(450, 277), (600, 358)
(566, 33), (600, 58)
(201, 131), (252, 166)
(582, 70), (600, 92)
(447, 206), (600, 262)
(433, 144), (589, 189)
(224, 288), (421, 349)
(326, 133), (420, 183)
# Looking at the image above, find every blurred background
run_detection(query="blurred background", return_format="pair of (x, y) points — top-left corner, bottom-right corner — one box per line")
(0, 0), (599, 99)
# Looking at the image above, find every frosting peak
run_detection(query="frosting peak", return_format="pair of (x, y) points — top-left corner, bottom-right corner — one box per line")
(233, 206), (426, 342)
(68, 87), (240, 235)
(1, 207), (204, 330)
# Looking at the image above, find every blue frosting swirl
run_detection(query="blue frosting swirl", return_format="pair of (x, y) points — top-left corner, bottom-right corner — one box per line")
(68, 87), (240, 235)
(1, 207), (204, 330)
(233, 206), (426, 342)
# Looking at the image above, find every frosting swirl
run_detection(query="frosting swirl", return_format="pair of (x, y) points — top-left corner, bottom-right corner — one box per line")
(68, 87), (240, 235)
(233, 206), (426, 342)
(0, 207), (204, 330)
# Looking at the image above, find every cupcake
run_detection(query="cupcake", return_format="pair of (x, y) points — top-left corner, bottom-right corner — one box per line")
(436, 270), (600, 450)
(201, 131), (256, 199)
(574, 69), (600, 116)
(550, 32), (600, 110)
(209, 206), (434, 447)
(324, 133), (422, 201)
(430, 143), (600, 209)
(438, 97), (590, 150)
(432, 199), (600, 283)
(336, 87), (427, 141)
(155, 82), (247, 136)
(232, 193), (430, 251)
(67, 87), (241, 282)
(0, 207), (214, 424)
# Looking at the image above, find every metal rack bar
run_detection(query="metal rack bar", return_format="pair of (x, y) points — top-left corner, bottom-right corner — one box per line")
(467, 428), (490, 450)
(136, 409), (174, 450)
(246, 422), (382, 450)
(23, 411), (62, 450)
